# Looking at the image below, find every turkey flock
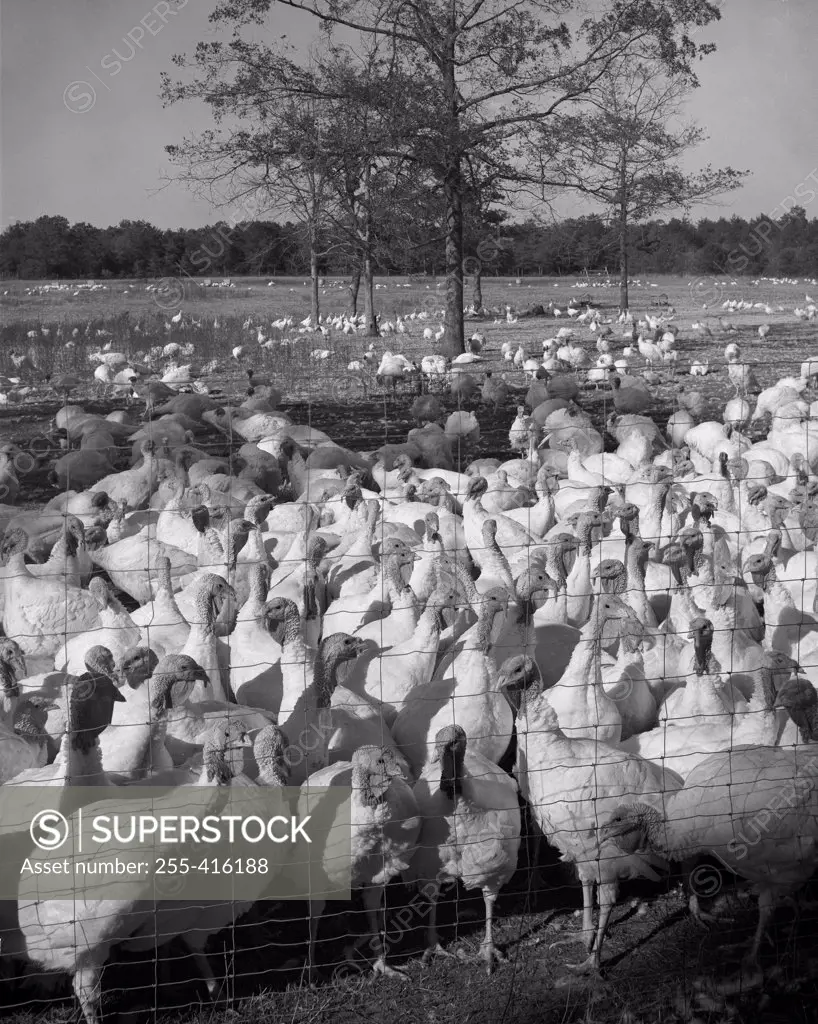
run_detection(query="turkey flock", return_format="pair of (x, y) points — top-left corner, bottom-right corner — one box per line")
(2, 298), (818, 1024)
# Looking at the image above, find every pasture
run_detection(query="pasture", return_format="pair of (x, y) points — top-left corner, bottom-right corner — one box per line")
(1, 272), (818, 1024)
(2, 272), (817, 449)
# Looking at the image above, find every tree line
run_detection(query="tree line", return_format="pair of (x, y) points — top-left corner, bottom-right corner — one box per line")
(2, 207), (816, 285)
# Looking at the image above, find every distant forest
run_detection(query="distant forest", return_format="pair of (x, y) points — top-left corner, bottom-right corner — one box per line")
(1, 208), (816, 281)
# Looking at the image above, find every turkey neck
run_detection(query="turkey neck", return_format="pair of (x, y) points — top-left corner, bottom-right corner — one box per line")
(614, 635), (643, 675)
(241, 526), (267, 565)
(544, 543), (567, 593)
(474, 602), (503, 654)
(198, 526), (225, 568)
(443, 557), (479, 609)
(514, 572), (544, 629)
(624, 538), (657, 628)
(277, 603), (306, 657)
(256, 757), (288, 787)
(312, 644), (348, 708)
(529, 476), (556, 538)
(129, 675), (175, 776)
(191, 584), (219, 641)
(440, 744), (464, 800)
(560, 611), (607, 682)
(382, 558), (418, 636)
(619, 509), (640, 542)
(200, 738), (241, 786)
(526, 431), (539, 465)
(709, 606), (771, 715)
(666, 559), (700, 628)
(481, 529), (515, 592)
(156, 557), (174, 599)
(575, 516), (595, 558)
(629, 804), (692, 860)
(0, 659), (19, 718)
(360, 501), (379, 549)
(414, 601), (446, 645)
(715, 461), (737, 515)
(383, 553), (413, 601)
(245, 564), (268, 615)
(187, 584), (227, 702)
(640, 482), (670, 550)
(273, 603), (314, 715)
(597, 564), (627, 597)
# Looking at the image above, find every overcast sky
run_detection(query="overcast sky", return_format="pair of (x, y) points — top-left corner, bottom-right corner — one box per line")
(2, 0), (816, 230)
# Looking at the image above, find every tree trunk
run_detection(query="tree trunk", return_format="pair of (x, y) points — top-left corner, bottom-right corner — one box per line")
(362, 164), (378, 336)
(442, 170), (465, 356)
(618, 152), (629, 314)
(440, 7), (465, 357)
(309, 183), (321, 326)
(472, 266), (483, 313)
(618, 213), (628, 314)
(310, 245), (320, 326)
(363, 254), (378, 336)
(348, 268), (361, 315)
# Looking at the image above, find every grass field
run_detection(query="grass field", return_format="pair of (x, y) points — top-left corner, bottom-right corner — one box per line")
(2, 272), (817, 504)
(2, 272), (817, 450)
(2, 273), (818, 1024)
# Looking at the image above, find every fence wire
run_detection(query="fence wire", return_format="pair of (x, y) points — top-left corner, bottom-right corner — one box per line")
(1, 286), (818, 1024)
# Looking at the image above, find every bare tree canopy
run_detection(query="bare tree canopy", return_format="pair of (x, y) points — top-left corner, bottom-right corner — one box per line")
(527, 61), (747, 310)
(163, 0), (727, 351)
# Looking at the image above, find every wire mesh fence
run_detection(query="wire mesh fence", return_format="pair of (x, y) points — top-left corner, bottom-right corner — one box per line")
(1, 278), (818, 1023)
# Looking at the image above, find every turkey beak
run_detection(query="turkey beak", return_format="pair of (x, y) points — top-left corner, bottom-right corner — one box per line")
(599, 817), (637, 844)
(124, 669), (142, 690)
(354, 638), (378, 659)
(498, 674), (523, 716)
(542, 574), (559, 597)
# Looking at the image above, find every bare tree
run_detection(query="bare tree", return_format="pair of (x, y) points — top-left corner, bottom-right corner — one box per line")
(531, 62), (748, 312)
(170, 0), (724, 355)
(162, 50), (342, 326)
(312, 48), (434, 334)
(162, 39), (435, 334)
(462, 164), (507, 314)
